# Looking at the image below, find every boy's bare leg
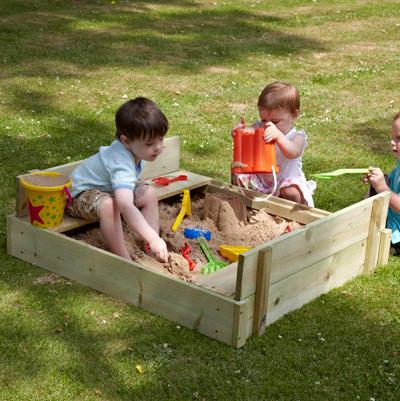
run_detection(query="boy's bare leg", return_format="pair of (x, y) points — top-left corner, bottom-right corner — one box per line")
(99, 197), (131, 260)
(134, 185), (160, 234)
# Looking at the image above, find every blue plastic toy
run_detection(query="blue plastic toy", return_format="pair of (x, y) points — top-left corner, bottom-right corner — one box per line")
(183, 227), (212, 241)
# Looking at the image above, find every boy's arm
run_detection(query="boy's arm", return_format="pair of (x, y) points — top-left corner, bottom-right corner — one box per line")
(114, 188), (168, 261)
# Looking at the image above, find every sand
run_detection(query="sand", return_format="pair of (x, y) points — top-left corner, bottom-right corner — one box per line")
(73, 192), (301, 283)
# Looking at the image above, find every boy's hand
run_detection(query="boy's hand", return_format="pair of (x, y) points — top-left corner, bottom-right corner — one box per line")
(365, 167), (389, 193)
(149, 236), (169, 263)
(263, 122), (284, 143)
(231, 116), (246, 137)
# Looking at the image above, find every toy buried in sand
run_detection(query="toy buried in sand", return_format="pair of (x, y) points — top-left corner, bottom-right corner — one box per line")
(183, 227), (212, 241)
(171, 189), (192, 232)
(232, 127), (279, 174)
(180, 242), (196, 271)
(151, 174), (188, 186)
(197, 237), (228, 275)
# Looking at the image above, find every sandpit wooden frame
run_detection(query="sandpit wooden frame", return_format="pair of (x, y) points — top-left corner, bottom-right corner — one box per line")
(7, 136), (392, 348)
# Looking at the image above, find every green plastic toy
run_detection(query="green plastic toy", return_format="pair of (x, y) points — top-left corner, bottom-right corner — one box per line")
(312, 168), (370, 180)
(197, 237), (228, 275)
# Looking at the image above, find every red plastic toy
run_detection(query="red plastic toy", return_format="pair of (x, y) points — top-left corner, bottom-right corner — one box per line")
(180, 242), (196, 271)
(151, 174), (188, 186)
(232, 128), (279, 174)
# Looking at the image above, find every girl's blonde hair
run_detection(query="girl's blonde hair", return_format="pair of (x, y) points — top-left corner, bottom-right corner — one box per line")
(257, 81), (300, 114)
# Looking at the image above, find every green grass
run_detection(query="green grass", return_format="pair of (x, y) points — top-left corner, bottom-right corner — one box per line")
(1, 0), (400, 400)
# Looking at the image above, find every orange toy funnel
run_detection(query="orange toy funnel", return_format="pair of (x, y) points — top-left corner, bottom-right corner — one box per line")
(232, 128), (279, 174)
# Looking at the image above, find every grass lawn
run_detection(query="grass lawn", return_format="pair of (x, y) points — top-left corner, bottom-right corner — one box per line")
(1, 0), (400, 400)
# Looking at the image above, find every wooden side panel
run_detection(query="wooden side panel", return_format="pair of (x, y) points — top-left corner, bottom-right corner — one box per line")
(235, 194), (383, 300)
(16, 136), (182, 216)
(266, 240), (366, 325)
(7, 215), (238, 346)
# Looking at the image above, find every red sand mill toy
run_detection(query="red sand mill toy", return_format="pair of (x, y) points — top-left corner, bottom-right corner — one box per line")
(231, 128), (279, 174)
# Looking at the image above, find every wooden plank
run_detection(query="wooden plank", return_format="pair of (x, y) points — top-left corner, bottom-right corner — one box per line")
(364, 192), (391, 273)
(252, 247), (272, 336)
(266, 239), (366, 325)
(236, 194), (377, 300)
(232, 297), (255, 348)
(7, 215), (239, 346)
(193, 262), (238, 298)
(206, 181), (330, 224)
(377, 228), (392, 266)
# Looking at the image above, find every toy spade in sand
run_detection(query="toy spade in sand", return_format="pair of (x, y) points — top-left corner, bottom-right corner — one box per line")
(171, 189), (191, 232)
(312, 168), (370, 180)
(197, 237), (228, 275)
(219, 245), (251, 262)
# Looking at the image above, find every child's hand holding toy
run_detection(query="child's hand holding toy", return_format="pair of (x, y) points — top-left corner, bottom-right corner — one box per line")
(263, 121), (284, 143)
(231, 116), (247, 137)
(364, 167), (389, 194)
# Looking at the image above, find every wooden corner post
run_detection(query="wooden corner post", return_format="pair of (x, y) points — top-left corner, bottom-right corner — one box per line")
(364, 191), (391, 273)
(252, 246), (273, 336)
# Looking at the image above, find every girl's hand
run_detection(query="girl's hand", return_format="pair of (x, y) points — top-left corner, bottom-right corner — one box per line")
(231, 116), (246, 137)
(263, 122), (284, 143)
(231, 161), (247, 168)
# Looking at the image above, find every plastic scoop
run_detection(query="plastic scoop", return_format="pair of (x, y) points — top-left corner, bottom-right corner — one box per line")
(312, 168), (370, 180)
(152, 174), (188, 186)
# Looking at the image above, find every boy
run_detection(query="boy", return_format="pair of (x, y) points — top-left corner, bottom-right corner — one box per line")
(365, 112), (400, 252)
(68, 97), (169, 262)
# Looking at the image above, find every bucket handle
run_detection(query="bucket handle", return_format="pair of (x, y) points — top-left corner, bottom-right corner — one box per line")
(63, 186), (72, 208)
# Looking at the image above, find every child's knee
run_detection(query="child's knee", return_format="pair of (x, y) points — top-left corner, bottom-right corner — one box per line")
(280, 186), (302, 203)
(135, 184), (157, 207)
(99, 197), (115, 219)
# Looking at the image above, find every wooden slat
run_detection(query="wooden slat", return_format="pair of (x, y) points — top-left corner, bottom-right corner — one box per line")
(266, 239), (366, 325)
(7, 215), (239, 346)
(235, 194), (378, 300)
(232, 297), (255, 348)
(364, 192), (391, 273)
(206, 181), (330, 224)
(377, 228), (392, 266)
(252, 247), (272, 336)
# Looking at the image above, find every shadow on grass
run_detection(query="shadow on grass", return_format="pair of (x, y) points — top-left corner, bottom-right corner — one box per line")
(1, 0), (325, 78)
(0, 257), (399, 400)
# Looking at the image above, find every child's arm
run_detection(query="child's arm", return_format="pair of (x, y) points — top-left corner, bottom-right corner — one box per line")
(263, 122), (305, 159)
(366, 167), (400, 212)
(114, 188), (168, 262)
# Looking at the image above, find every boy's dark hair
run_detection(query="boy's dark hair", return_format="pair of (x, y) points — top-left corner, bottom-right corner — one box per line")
(257, 81), (300, 114)
(115, 97), (168, 141)
(393, 112), (400, 122)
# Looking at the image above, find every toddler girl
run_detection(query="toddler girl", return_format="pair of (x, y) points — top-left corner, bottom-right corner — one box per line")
(231, 81), (316, 207)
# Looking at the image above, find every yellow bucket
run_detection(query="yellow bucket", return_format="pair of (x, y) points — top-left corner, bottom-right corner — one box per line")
(21, 171), (72, 228)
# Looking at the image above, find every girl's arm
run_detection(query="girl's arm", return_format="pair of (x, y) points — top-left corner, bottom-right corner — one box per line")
(264, 122), (305, 159)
